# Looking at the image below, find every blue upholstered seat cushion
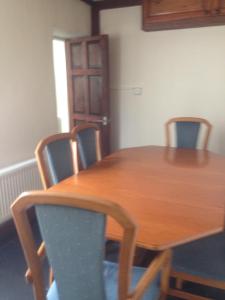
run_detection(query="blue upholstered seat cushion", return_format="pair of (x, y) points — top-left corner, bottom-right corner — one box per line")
(47, 261), (161, 300)
(172, 232), (225, 282)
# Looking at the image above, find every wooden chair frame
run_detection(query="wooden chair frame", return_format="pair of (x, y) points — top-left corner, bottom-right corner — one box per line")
(35, 132), (74, 190)
(11, 191), (171, 300)
(165, 117), (212, 150)
(165, 117), (223, 299)
(34, 133), (74, 285)
(169, 269), (225, 300)
(71, 123), (102, 175)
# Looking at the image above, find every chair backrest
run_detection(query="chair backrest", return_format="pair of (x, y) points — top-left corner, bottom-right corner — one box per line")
(35, 133), (74, 189)
(71, 124), (102, 174)
(11, 191), (136, 300)
(165, 117), (212, 150)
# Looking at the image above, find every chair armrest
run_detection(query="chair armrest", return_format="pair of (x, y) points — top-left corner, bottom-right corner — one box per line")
(25, 241), (46, 283)
(130, 249), (171, 300)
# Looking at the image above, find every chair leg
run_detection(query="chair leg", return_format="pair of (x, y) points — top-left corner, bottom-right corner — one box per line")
(176, 277), (183, 289)
(160, 250), (172, 297)
(49, 268), (54, 286)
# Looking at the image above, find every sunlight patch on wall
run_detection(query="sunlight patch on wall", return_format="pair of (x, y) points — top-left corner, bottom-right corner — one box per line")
(53, 39), (69, 132)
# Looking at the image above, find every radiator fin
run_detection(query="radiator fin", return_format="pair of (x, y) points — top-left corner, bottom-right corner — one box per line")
(0, 159), (42, 221)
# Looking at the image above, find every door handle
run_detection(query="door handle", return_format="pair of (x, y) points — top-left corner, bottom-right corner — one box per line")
(95, 116), (110, 126)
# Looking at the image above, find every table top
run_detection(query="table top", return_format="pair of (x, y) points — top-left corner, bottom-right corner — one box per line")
(50, 146), (225, 250)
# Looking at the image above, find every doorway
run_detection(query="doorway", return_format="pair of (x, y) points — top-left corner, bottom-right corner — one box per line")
(52, 39), (69, 132)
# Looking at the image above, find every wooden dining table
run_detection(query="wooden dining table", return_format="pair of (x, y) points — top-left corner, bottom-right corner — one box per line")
(49, 146), (225, 251)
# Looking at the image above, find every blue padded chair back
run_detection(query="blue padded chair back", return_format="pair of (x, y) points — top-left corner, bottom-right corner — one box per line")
(176, 121), (200, 149)
(35, 204), (106, 300)
(76, 127), (97, 169)
(44, 138), (73, 186)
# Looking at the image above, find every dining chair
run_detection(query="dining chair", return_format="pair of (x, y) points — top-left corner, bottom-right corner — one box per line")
(71, 123), (102, 174)
(169, 232), (225, 299)
(165, 118), (225, 298)
(32, 133), (74, 284)
(11, 191), (171, 300)
(35, 132), (74, 189)
(165, 117), (212, 150)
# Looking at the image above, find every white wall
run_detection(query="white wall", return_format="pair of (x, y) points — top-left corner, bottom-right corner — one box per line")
(0, 0), (90, 168)
(101, 7), (225, 154)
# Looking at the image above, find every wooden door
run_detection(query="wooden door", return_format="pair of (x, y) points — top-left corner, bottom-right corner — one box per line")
(66, 35), (110, 156)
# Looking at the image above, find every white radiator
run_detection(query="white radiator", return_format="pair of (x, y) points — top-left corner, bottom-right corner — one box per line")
(0, 159), (42, 221)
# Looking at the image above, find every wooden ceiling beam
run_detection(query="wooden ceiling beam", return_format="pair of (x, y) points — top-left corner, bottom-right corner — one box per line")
(81, 0), (142, 9)
(81, 0), (142, 35)
(91, 6), (100, 36)
(94, 0), (142, 10)
(80, 0), (94, 6)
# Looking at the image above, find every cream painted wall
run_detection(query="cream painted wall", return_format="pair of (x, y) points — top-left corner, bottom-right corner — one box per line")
(101, 7), (225, 154)
(0, 0), (90, 168)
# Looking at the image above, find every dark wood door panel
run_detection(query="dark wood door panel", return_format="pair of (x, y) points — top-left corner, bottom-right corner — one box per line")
(72, 76), (86, 114)
(87, 41), (102, 68)
(70, 43), (83, 68)
(89, 75), (102, 115)
(148, 0), (205, 16)
(66, 35), (110, 156)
